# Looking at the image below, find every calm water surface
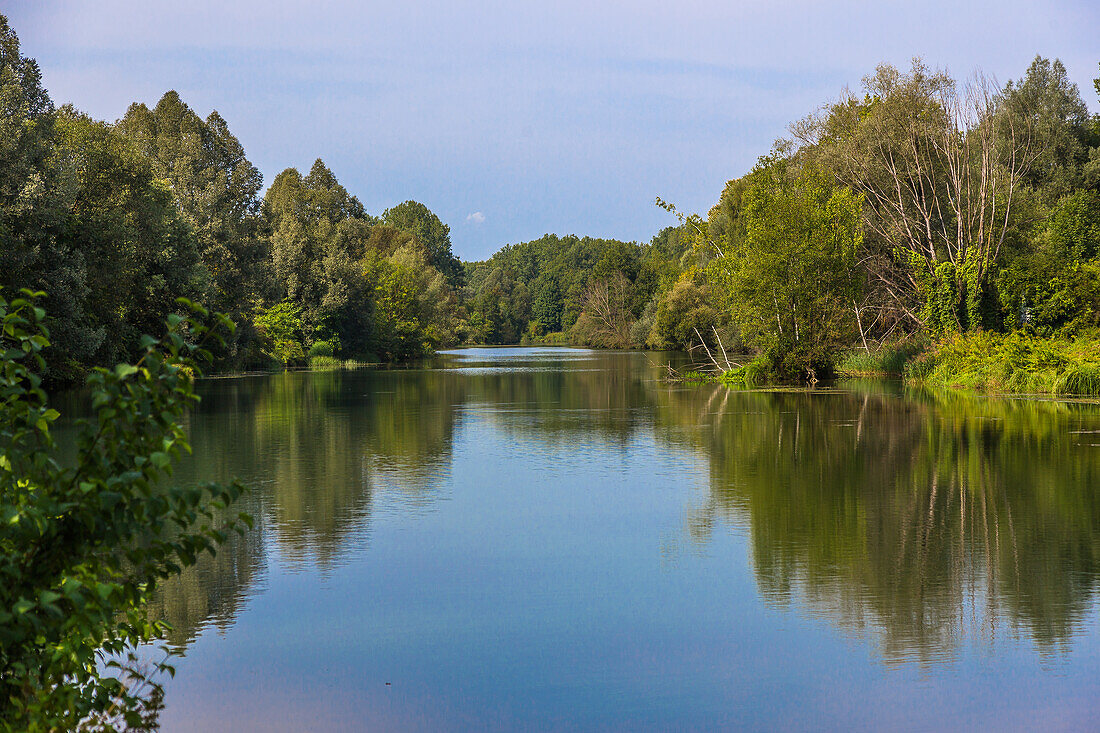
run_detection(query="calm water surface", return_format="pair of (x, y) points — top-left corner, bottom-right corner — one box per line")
(124, 348), (1100, 730)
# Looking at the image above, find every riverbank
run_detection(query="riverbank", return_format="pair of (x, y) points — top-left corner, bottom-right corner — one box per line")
(905, 331), (1100, 396)
(681, 333), (1100, 397)
(836, 341), (928, 378)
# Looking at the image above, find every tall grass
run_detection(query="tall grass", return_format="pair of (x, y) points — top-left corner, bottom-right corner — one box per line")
(905, 331), (1100, 396)
(836, 340), (927, 376)
(717, 355), (771, 387)
(308, 355), (375, 370)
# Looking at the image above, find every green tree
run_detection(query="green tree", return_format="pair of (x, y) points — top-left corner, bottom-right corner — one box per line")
(0, 15), (96, 378)
(265, 160), (376, 346)
(117, 92), (267, 317)
(999, 56), (1091, 203)
(800, 60), (1034, 333)
(382, 200), (463, 287)
(0, 293), (247, 730)
(364, 245), (456, 360)
(998, 189), (1100, 334)
(647, 268), (726, 350)
(531, 275), (563, 333)
(254, 300), (306, 367)
(716, 154), (863, 376)
(464, 234), (648, 345)
(53, 107), (203, 368)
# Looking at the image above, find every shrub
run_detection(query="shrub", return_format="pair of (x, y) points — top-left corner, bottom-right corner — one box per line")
(542, 332), (569, 345)
(0, 292), (249, 729)
(905, 330), (1100, 395)
(254, 300), (306, 367)
(308, 337), (341, 358)
(718, 355), (771, 387)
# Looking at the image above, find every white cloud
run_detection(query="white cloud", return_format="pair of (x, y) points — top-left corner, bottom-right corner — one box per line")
(466, 211), (486, 224)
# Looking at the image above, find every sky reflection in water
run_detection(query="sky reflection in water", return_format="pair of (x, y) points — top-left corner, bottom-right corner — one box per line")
(133, 348), (1100, 731)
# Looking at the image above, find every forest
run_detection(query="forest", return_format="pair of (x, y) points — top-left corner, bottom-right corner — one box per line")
(3, 12), (1100, 390)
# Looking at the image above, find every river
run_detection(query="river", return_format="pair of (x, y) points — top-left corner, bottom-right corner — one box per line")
(132, 347), (1100, 730)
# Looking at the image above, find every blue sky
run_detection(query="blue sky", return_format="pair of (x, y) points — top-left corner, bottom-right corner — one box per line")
(8, 1), (1099, 261)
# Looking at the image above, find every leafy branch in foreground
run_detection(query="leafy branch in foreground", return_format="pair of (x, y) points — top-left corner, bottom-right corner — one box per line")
(0, 291), (250, 731)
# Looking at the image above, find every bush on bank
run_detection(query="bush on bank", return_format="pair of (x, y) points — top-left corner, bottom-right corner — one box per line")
(905, 331), (1100, 395)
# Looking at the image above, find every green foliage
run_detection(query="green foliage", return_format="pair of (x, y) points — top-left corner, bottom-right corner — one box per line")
(836, 340), (928, 376)
(363, 245), (457, 361)
(308, 355), (369, 370)
(53, 107), (203, 366)
(265, 160), (373, 337)
(382, 200), (463, 287)
(254, 300), (306, 367)
(117, 92), (266, 314)
(999, 56), (1092, 203)
(0, 292), (248, 730)
(463, 232), (691, 348)
(646, 267), (728, 350)
(715, 155), (863, 377)
(915, 260), (961, 334)
(520, 320), (543, 344)
(998, 190), (1100, 336)
(541, 331), (569, 345)
(0, 18), (96, 379)
(804, 59), (1034, 335)
(1047, 189), (1100, 262)
(308, 337), (341, 358)
(717, 355), (771, 387)
(906, 330), (1100, 395)
(263, 164), (461, 363)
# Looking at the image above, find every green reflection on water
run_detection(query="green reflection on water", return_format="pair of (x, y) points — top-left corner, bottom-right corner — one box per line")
(146, 350), (1100, 662)
(668, 383), (1100, 663)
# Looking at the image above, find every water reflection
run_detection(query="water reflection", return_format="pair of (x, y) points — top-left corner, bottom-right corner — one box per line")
(135, 349), (1099, 664)
(665, 384), (1100, 664)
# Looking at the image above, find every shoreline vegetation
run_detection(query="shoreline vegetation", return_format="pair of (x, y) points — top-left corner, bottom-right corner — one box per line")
(3, 10), (1100, 396)
(679, 333), (1100, 397)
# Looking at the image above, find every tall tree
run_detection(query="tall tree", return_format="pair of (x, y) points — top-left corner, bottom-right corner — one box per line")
(998, 57), (1091, 203)
(0, 15), (94, 376)
(797, 60), (1036, 333)
(382, 200), (463, 287)
(714, 154), (863, 376)
(53, 107), (202, 366)
(117, 92), (267, 314)
(265, 160), (376, 349)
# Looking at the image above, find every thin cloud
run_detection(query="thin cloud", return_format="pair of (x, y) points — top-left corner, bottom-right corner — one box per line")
(466, 211), (486, 224)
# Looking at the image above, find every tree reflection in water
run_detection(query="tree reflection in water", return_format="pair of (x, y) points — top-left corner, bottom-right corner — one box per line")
(142, 351), (1100, 663)
(669, 381), (1100, 664)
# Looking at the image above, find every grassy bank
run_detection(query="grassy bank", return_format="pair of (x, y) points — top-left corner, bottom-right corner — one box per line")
(836, 341), (928, 377)
(905, 331), (1100, 396)
(308, 356), (377, 370)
